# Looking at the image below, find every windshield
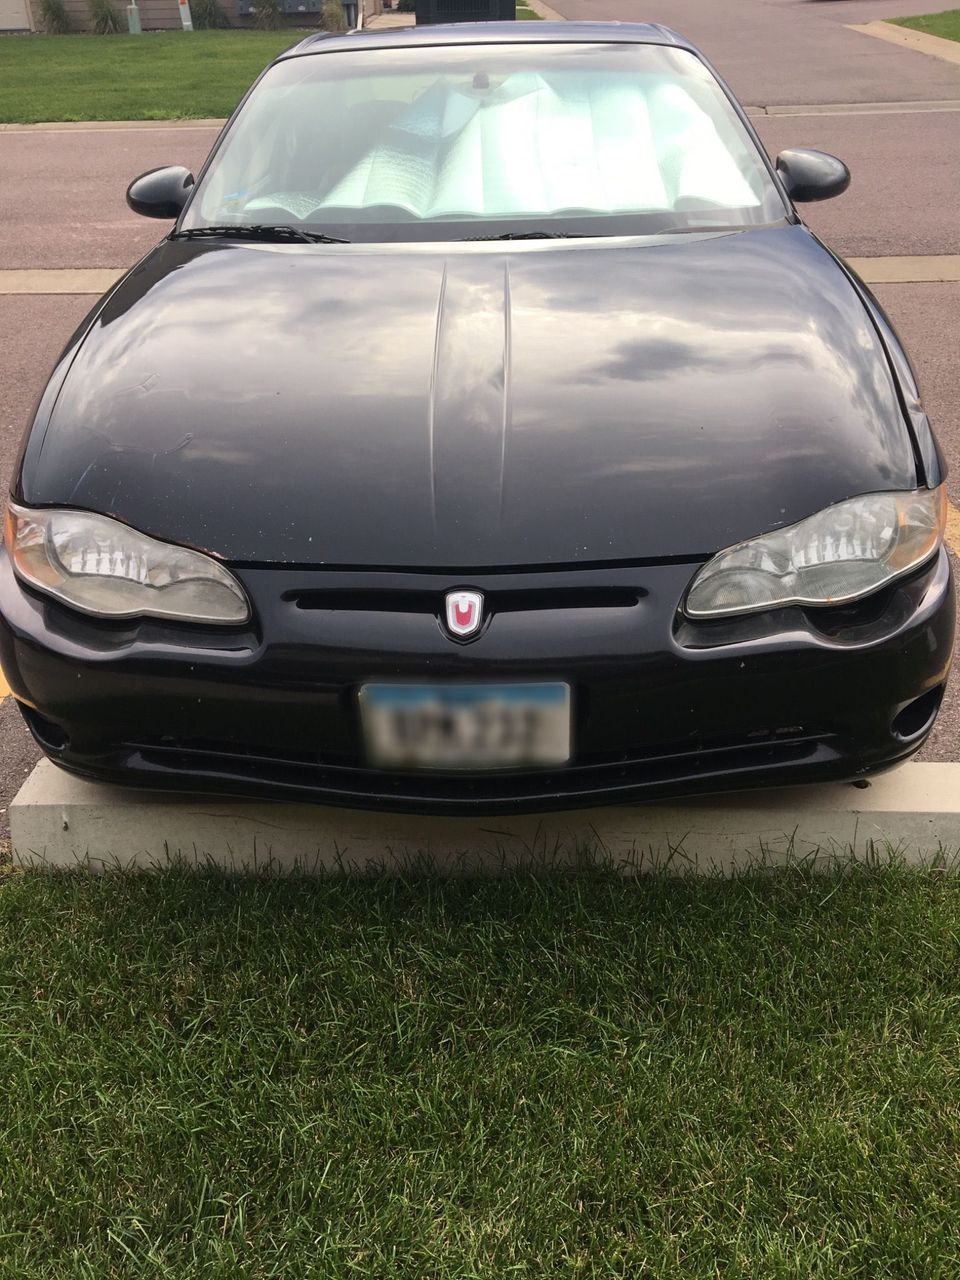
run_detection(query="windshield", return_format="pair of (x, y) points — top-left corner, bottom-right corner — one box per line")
(183, 41), (787, 242)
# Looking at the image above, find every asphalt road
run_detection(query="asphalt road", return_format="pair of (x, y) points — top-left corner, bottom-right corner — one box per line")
(551, 0), (960, 105)
(0, 126), (218, 271)
(752, 111), (960, 258)
(1, 2), (959, 833)
(4, 109), (960, 268)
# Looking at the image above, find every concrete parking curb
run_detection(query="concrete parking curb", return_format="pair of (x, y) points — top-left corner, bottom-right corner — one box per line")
(10, 759), (960, 876)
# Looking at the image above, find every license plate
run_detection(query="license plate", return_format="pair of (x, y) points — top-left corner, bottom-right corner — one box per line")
(359, 682), (572, 771)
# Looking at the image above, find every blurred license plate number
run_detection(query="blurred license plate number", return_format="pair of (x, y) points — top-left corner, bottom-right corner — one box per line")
(360, 683), (571, 770)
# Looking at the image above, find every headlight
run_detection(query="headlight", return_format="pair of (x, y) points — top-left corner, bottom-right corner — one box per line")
(686, 487), (946, 619)
(4, 504), (250, 624)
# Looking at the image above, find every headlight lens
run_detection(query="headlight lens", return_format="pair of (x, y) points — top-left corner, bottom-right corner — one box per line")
(4, 504), (250, 624)
(686, 487), (946, 619)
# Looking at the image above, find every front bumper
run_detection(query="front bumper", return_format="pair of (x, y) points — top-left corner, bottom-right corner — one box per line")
(0, 546), (954, 814)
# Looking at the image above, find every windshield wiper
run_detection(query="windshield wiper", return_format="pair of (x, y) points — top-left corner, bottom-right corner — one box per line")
(172, 224), (350, 245)
(458, 231), (588, 241)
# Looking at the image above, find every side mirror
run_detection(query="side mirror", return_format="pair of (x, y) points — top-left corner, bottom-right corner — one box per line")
(776, 149), (850, 203)
(126, 165), (195, 219)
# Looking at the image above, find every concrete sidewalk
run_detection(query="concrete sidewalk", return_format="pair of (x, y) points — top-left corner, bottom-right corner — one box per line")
(850, 20), (960, 68)
(362, 10), (413, 29)
(5, 256), (960, 295)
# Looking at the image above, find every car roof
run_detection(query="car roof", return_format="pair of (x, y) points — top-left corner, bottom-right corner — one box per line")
(279, 21), (695, 61)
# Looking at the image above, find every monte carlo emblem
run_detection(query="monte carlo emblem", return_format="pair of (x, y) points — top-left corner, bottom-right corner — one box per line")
(445, 590), (484, 640)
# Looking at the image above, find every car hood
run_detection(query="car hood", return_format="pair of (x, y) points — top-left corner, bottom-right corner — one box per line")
(21, 225), (916, 567)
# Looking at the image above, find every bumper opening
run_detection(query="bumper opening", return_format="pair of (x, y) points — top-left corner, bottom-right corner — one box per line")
(891, 683), (945, 742)
(20, 705), (70, 752)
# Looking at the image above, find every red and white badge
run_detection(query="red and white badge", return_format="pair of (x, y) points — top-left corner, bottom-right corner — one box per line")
(445, 589), (484, 640)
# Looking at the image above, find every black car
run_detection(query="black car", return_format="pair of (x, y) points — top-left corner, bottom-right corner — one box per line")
(0, 23), (953, 813)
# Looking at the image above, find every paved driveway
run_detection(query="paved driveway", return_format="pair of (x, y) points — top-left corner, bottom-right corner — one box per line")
(1, 4), (959, 832)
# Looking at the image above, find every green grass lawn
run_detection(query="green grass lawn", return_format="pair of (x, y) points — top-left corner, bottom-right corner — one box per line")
(890, 9), (960, 41)
(3, 862), (960, 1276)
(0, 23), (553, 123)
(0, 31), (300, 123)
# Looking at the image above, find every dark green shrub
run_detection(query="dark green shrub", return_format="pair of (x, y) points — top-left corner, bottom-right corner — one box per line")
(253, 0), (281, 28)
(321, 0), (346, 29)
(39, 0), (71, 32)
(191, 0), (230, 26)
(87, 0), (121, 32)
